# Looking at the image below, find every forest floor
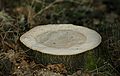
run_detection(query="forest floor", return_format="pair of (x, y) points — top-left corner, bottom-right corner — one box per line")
(0, 0), (120, 76)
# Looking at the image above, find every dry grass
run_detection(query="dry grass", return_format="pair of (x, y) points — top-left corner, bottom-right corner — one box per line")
(0, 0), (120, 76)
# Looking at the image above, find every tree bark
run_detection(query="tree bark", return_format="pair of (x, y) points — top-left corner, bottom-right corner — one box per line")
(26, 49), (85, 74)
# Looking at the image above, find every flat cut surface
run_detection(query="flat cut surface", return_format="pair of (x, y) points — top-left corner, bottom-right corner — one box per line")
(20, 24), (101, 55)
(36, 30), (86, 48)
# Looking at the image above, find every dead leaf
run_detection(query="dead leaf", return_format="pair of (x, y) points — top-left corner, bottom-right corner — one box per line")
(47, 63), (67, 74)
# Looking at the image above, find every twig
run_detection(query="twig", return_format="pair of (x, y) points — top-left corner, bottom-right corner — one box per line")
(33, 0), (64, 18)
(107, 63), (120, 75)
(33, 0), (93, 18)
(4, 41), (15, 50)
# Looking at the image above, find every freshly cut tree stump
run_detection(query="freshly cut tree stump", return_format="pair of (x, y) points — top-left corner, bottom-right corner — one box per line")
(20, 24), (101, 73)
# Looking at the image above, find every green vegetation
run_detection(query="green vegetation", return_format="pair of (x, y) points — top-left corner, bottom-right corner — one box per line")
(0, 0), (120, 76)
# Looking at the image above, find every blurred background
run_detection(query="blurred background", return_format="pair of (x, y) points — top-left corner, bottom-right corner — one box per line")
(0, 0), (120, 76)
